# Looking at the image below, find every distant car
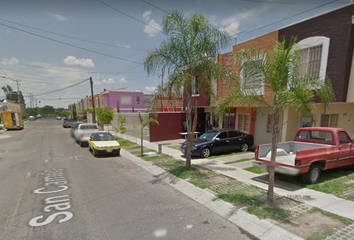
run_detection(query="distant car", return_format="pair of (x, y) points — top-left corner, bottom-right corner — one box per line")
(56, 116), (62, 120)
(71, 122), (84, 137)
(36, 114), (42, 118)
(28, 116), (36, 121)
(181, 129), (254, 158)
(62, 118), (76, 128)
(88, 132), (120, 157)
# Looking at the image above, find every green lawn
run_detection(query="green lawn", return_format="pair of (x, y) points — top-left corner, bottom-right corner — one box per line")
(224, 158), (255, 165)
(244, 166), (268, 174)
(129, 148), (172, 162)
(207, 151), (253, 159)
(115, 137), (139, 148)
(276, 167), (354, 201)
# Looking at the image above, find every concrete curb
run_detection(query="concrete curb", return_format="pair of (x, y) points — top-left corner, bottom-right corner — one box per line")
(0, 128), (7, 134)
(121, 149), (304, 240)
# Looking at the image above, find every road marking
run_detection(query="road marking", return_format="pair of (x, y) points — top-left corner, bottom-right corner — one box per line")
(26, 171), (31, 179)
(29, 168), (73, 227)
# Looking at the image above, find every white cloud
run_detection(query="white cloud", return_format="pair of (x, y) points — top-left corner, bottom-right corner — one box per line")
(117, 44), (131, 49)
(220, 7), (270, 36)
(63, 56), (95, 67)
(143, 10), (152, 21)
(1, 57), (19, 65)
(142, 11), (162, 37)
(47, 13), (68, 22)
(102, 78), (116, 84)
(144, 19), (162, 37)
(119, 77), (127, 83)
(93, 81), (102, 85)
(145, 86), (156, 92)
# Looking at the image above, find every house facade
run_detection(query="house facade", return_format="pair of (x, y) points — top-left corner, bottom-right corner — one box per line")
(102, 89), (149, 113)
(219, 3), (354, 144)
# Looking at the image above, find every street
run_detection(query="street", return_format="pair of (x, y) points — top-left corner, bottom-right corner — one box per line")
(0, 118), (251, 240)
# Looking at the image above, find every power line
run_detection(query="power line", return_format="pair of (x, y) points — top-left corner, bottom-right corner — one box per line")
(140, 0), (168, 13)
(232, 0), (342, 37)
(237, 0), (346, 4)
(0, 59), (144, 74)
(35, 78), (90, 97)
(0, 17), (147, 53)
(95, 0), (164, 34)
(0, 22), (142, 65)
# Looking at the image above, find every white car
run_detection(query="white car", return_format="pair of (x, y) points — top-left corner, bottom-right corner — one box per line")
(73, 123), (100, 147)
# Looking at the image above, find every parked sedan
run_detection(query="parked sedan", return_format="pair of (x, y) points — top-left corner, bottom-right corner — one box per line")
(70, 122), (84, 137)
(181, 129), (254, 158)
(88, 132), (120, 157)
(62, 118), (76, 128)
(28, 116), (36, 121)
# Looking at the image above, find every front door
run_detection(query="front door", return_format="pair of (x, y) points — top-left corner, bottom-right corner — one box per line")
(213, 131), (229, 153)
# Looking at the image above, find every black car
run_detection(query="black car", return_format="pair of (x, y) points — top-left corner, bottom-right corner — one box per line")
(181, 129), (254, 158)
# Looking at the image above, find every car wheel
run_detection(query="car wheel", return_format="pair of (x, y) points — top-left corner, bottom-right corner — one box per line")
(93, 149), (97, 157)
(116, 149), (121, 156)
(302, 164), (321, 184)
(79, 141), (84, 148)
(200, 148), (210, 158)
(241, 143), (249, 152)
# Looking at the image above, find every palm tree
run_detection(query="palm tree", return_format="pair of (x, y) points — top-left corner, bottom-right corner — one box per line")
(215, 38), (334, 204)
(144, 10), (233, 167)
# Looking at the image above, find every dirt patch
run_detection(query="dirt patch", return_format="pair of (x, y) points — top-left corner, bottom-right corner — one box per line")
(204, 175), (230, 186)
(276, 211), (345, 239)
(343, 179), (354, 184)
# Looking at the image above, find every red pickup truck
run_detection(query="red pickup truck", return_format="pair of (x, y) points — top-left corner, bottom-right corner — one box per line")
(253, 127), (354, 184)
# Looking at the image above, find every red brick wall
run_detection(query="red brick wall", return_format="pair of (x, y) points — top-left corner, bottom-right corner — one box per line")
(149, 112), (186, 142)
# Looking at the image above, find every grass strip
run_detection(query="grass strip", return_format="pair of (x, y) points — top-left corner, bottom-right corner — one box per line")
(167, 165), (215, 189)
(207, 151), (252, 159)
(309, 207), (354, 225)
(307, 230), (334, 240)
(115, 137), (139, 148)
(244, 166), (268, 174)
(224, 158), (255, 165)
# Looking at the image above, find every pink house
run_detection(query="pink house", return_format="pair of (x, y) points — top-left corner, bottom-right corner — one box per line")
(102, 89), (149, 113)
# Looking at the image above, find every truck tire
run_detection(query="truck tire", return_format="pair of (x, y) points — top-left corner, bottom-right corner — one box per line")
(302, 164), (321, 184)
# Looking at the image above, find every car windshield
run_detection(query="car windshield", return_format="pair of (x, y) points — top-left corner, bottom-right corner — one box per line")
(73, 123), (82, 129)
(93, 133), (115, 141)
(199, 132), (219, 141)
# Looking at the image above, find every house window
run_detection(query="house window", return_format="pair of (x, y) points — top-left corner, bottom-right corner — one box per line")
(137, 96), (141, 104)
(267, 114), (273, 133)
(297, 36), (330, 81)
(320, 114), (338, 127)
(237, 114), (250, 132)
(192, 75), (199, 96)
(240, 55), (265, 95)
(299, 45), (322, 78)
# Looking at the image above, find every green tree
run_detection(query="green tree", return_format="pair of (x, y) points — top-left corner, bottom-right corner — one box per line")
(116, 114), (127, 135)
(95, 108), (114, 131)
(215, 39), (334, 204)
(144, 10), (233, 167)
(138, 112), (159, 157)
(61, 110), (70, 118)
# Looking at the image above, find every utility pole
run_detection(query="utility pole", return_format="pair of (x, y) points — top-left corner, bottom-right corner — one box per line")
(90, 77), (96, 123)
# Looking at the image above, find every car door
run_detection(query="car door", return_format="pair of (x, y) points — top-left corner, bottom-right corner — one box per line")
(212, 131), (229, 153)
(228, 130), (243, 151)
(337, 131), (354, 168)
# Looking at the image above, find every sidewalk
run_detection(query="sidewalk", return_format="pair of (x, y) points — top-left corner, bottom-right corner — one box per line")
(115, 132), (354, 221)
(117, 134), (354, 239)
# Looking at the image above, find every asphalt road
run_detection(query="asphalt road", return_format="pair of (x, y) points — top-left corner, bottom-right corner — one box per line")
(0, 118), (252, 240)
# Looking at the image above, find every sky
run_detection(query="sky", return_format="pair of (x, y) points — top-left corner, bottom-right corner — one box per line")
(0, 0), (352, 108)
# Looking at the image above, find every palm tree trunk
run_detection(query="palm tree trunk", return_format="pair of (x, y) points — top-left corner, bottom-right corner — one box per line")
(185, 96), (192, 168)
(267, 110), (279, 205)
